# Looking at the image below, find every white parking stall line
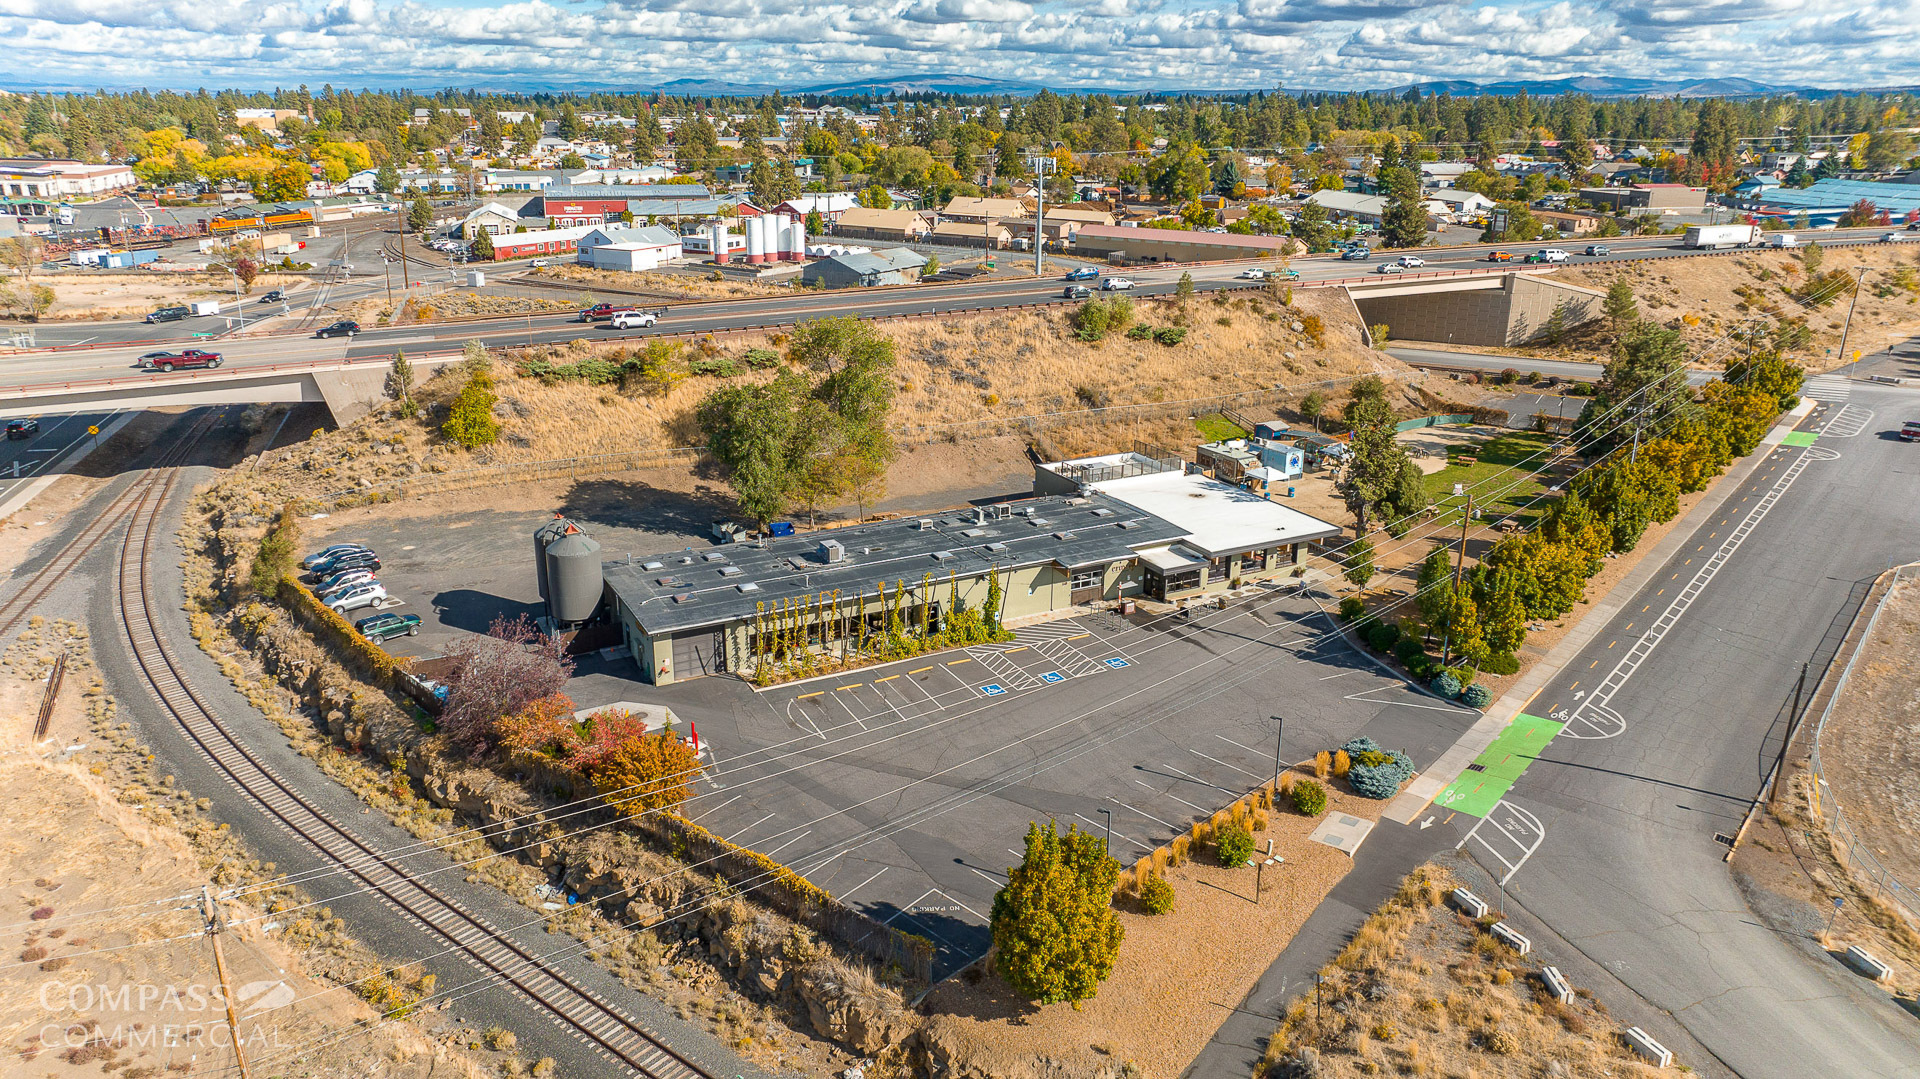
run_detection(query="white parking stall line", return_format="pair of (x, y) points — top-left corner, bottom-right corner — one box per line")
(729, 812), (776, 843)
(1073, 812), (1145, 851)
(1137, 778), (1214, 816)
(1820, 404), (1872, 438)
(836, 867), (889, 901)
(1565, 442), (1822, 739)
(1189, 748), (1265, 781)
(757, 829), (812, 861)
(1162, 763), (1240, 795)
(967, 866), (1006, 887)
(687, 793), (741, 823)
(833, 691), (869, 732)
(1112, 797), (1182, 832)
(1213, 734), (1269, 758)
(880, 889), (940, 926)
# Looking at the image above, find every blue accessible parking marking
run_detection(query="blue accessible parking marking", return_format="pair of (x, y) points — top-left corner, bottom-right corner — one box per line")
(1103, 657), (1131, 669)
(1039, 671), (1065, 683)
(980, 683), (1007, 696)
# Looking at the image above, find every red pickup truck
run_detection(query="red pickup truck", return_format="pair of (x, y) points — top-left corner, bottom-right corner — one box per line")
(136, 349), (224, 372)
(578, 303), (638, 322)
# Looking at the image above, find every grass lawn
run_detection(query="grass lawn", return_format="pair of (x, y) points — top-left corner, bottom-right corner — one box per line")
(1195, 413), (1250, 441)
(1421, 430), (1563, 528)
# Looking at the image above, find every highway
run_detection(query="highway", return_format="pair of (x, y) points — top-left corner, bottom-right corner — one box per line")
(0, 408), (119, 504)
(2, 225), (1904, 405)
(1461, 378), (1920, 1077)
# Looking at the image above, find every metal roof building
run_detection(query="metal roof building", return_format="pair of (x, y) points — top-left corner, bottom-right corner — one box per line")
(1729, 178), (1920, 226)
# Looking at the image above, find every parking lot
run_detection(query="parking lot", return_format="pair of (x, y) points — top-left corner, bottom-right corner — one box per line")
(645, 587), (1480, 974)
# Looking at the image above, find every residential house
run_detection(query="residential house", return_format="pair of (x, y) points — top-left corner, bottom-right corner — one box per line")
(1533, 209), (1606, 236)
(931, 219), (1012, 249)
(461, 202), (523, 239)
(941, 196), (1029, 223)
(774, 193), (858, 221)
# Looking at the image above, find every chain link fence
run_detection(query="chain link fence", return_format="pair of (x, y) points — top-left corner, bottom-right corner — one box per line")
(1804, 561), (1920, 929)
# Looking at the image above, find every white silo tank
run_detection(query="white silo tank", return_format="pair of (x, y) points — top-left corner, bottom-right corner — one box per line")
(789, 213), (808, 261)
(741, 213), (764, 263)
(766, 214), (784, 263)
(709, 221), (729, 265)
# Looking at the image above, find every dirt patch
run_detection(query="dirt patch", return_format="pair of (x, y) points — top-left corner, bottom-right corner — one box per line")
(338, 288), (580, 326)
(525, 263), (795, 300)
(918, 782), (1383, 1079)
(0, 625), (507, 1078)
(2, 271), (306, 323)
(1261, 861), (1674, 1079)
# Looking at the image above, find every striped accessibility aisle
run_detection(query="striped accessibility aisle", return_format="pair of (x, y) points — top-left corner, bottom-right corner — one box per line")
(1432, 712), (1565, 817)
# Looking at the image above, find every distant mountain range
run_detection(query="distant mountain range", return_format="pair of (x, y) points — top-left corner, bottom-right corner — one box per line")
(648, 72), (1914, 100)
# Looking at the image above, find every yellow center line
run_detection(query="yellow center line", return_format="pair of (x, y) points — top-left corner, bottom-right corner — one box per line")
(1608, 640), (1617, 648)
(908, 666), (933, 674)
(1641, 605), (1650, 612)
(875, 674), (900, 683)
(1658, 588), (1665, 595)
(796, 690), (824, 699)
(1569, 681), (1580, 689)
(1003, 646), (1028, 654)
(1067, 633), (1091, 641)
(947, 658), (971, 665)
(1589, 660), (1598, 668)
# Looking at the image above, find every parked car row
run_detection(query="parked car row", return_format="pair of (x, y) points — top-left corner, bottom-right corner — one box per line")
(301, 543), (407, 626)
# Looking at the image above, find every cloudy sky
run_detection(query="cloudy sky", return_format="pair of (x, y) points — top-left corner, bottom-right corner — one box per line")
(1, 0), (1916, 92)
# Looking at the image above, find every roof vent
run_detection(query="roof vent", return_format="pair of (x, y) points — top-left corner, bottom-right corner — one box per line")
(931, 550), (954, 561)
(656, 576), (682, 587)
(672, 593), (695, 603)
(985, 542), (1008, 552)
(1116, 521), (1138, 529)
(961, 528), (985, 537)
(1091, 507), (1114, 517)
(641, 560), (664, 571)
(736, 581), (761, 593)
(719, 565), (743, 577)
(678, 556), (695, 565)
(702, 551), (727, 562)
(1030, 518), (1051, 527)
(1054, 531), (1077, 540)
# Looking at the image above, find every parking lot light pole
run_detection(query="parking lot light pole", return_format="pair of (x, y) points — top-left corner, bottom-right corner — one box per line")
(1272, 715), (1285, 789)
(1097, 808), (1112, 856)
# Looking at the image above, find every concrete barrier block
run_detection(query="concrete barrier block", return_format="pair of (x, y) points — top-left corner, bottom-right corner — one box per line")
(1490, 921), (1531, 955)
(1845, 945), (1893, 982)
(1540, 965), (1573, 1005)
(1450, 887), (1488, 920)
(1624, 1026), (1672, 1068)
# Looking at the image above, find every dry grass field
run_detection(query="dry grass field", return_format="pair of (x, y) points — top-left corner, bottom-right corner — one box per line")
(1261, 862), (1677, 1079)
(526, 263), (794, 299)
(11, 272), (306, 322)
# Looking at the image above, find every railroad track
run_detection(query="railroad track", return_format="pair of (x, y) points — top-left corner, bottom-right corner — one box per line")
(112, 429), (711, 1078)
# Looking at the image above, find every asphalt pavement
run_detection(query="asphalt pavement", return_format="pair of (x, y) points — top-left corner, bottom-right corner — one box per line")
(1454, 382), (1920, 1077)
(0, 408), (120, 505)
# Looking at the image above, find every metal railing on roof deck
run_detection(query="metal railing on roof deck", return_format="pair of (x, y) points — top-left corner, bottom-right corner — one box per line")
(1050, 451), (1182, 487)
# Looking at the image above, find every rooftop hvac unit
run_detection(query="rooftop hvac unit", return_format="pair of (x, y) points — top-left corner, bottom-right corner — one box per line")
(819, 539), (846, 563)
(719, 565), (743, 577)
(972, 507), (989, 524)
(914, 518), (935, 530)
(642, 560), (664, 571)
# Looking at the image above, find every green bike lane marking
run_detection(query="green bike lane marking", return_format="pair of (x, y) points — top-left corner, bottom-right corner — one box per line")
(1779, 431), (1818, 447)
(1433, 712), (1565, 817)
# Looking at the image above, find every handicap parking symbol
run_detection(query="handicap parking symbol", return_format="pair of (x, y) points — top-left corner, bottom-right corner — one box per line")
(1103, 657), (1131, 669)
(980, 683), (1007, 696)
(1039, 671), (1065, 684)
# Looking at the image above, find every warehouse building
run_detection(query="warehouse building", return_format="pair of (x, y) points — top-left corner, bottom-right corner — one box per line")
(604, 460), (1338, 684)
(1576, 183), (1707, 212)
(831, 207), (931, 242)
(800, 248), (928, 288)
(1070, 224), (1295, 263)
(575, 224), (684, 271)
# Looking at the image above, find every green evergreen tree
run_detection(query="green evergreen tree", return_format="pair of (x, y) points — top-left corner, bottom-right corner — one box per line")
(407, 195), (432, 232)
(1603, 278), (1638, 331)
(1343, 536), (1376, 587)
(1479, 573), (1528, 657)
(469, 229), (494, 261)
(441, 370), (499, 447)
(990, 821), (1123, 1005)
(1378, 165), (1427, 249)
(374, 160), (400, 194)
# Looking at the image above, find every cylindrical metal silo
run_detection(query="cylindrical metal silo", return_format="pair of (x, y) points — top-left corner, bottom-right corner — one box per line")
(764, 214), (782, 263)
(744, 213), (765, 264)
(532, 515), (572, 606)
(788, 213), (808, 261)
(710, 221), (729, 264)
(544, 526), (603, 625)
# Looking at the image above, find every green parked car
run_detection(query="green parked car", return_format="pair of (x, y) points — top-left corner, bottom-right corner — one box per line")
(355, 612), (421, 642)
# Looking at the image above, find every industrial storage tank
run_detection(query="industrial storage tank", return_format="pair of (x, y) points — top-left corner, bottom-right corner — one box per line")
(744, 214), (766, 264)
(532, 515), (574, 607)
(543, 524), (604, 625)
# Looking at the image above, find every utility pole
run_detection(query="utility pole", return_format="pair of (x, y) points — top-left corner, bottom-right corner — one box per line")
(1835, 267), (1867, 375)
(1027, 148), (1057, 277)
(396, 202), (409, 293)
(1452, 492), (1473, 589)
(201, 886), (254, 1079)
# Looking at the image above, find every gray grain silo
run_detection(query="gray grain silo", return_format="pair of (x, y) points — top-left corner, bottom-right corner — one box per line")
(543, 524), (604, 626)
(532, 515), (573, 610)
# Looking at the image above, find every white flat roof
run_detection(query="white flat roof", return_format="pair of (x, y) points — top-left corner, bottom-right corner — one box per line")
(1137, 544), (1202, 571)
(1091, 471), (1341, 558)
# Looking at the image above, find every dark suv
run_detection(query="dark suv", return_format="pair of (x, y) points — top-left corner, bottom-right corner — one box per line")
(145, 306), (192, 324)
(5, 419), (38, 441)
(314, 320), (360, 339)
(310, 550), (380, 577)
